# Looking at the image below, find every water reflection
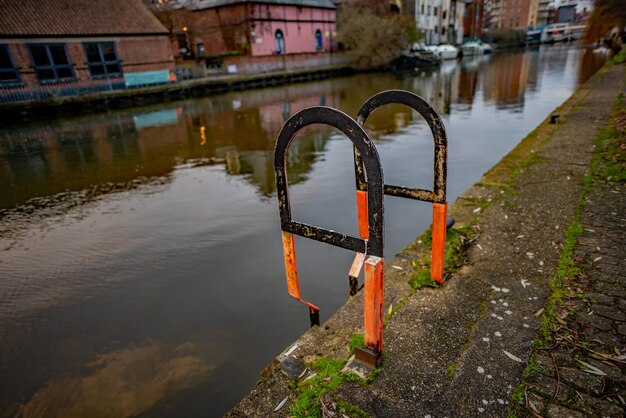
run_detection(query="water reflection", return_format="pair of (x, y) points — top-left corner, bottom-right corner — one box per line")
(0, 89), (338, 209)
(9, 341), (219, 418)
(0, 44), (606, 418)
(0, 46), (604, 212)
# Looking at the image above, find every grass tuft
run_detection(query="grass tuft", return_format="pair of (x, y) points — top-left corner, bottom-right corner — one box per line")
(349, 333), (365, 355)
(409, 225), (475, 290)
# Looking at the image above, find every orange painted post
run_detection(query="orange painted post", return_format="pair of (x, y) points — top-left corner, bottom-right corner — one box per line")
(281, 231), (301, 300)
(363, 256), (384, 357)
(356, 190), (369, 239)
(282, 231), (321, 325)
(430, 202), (447, 284)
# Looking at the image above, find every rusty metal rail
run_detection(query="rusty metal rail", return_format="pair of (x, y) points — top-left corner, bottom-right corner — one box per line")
(274, 106), (385, 367)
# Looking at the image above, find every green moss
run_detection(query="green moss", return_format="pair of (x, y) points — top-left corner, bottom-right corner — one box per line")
(610, 50), (626, 66)
(349, 333), (365, 355)
(336, 399), (370, 417)
(444, 226), (474, 271)
(509, 354), (541, 416)
(290, 358), (346, 417)
(446, 363), (457, 380)
(409, 226), (475, 290)
(289, 354), (382, 416)
(535, 212), (583, 348)
(597, 124), (626, 183)
(409, 269), (440, 290)
(507, 153), (548, 184)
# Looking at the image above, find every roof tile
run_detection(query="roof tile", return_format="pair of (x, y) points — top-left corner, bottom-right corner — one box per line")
(0, 0), (168, 37)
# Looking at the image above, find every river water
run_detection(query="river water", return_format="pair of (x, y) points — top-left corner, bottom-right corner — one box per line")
(0, 44), (604, 417)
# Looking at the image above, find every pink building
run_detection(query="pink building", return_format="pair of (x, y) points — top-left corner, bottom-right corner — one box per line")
(246, 1), (337, 56)
(164, 0), (337, 59)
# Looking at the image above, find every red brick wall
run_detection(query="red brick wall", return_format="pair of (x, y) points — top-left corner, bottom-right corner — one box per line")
(188, 6), (248, 55)
(160, 7), (244, 60)
(116, 36), (175, 73)
(5, 43), (38, 87)
(3, 36), (174, 88)
(464, 0), (484, 39)
(500, 0), (531, 29)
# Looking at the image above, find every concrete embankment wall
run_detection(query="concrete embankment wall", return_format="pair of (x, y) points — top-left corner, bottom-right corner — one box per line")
(221, 51), (353, 74)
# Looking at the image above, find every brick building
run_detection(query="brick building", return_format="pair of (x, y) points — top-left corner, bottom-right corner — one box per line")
(156, 0), (337, 60)
(464, 0), (484, 39)
(0, 0), (174, 91)
(497, 0), (531, 29)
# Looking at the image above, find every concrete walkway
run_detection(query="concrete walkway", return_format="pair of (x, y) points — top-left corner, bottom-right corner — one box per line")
(520, 73), (626, 416)
(226, 63), (625, 417)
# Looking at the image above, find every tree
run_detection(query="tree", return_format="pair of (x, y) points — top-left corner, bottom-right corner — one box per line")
(585, 0), (626, 45)
(338, 3), (420, 69)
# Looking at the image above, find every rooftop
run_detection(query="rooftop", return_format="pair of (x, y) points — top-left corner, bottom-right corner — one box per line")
(0, 0), (169, 37)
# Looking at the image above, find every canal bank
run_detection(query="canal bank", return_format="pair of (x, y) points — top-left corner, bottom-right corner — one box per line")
(0, 46), (609, 417)
(225, 60), (625, 416)
(0, 64), (353, 125)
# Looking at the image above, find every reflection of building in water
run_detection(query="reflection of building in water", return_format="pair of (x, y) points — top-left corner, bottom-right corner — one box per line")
(457, 63), (480, 108)
(454, 55), (497, 110)
(525, 50), (541, 93)
(534, 44), (573, 79)
(481, 52), (533, 110)
(341, 65), (460, 137)
(0, 83), (342, 208)
(0, 117), (146, 208)
(409, 62), (460, 115)
(180, 89), (339, 195)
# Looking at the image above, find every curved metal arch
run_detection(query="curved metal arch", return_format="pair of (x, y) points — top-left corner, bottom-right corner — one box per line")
(353, 90), (447, 203)
(274, 106), (385, 257)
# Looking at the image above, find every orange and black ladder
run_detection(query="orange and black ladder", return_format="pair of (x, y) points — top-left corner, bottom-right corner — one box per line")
(350, 90), (448, 292)
(274, 106), (386, 367)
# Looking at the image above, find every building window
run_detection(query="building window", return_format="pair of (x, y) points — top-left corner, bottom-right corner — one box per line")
(176, 33), (193, 59)
(421, 3), (424, 14)
(83, 42), (122, 78)
(275, 29), (285, 54)
(315, 29), (323, 50)
(427, 5), (431, 15)
(0, 45), (20, 85)
(443, 10), (447, 19)
(434, 6), (438, 16)
(197, 43), (206, 57)
(28, 44), (74, 83)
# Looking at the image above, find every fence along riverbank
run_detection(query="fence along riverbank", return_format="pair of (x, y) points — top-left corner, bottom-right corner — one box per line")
(0, 62), (353, 124)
